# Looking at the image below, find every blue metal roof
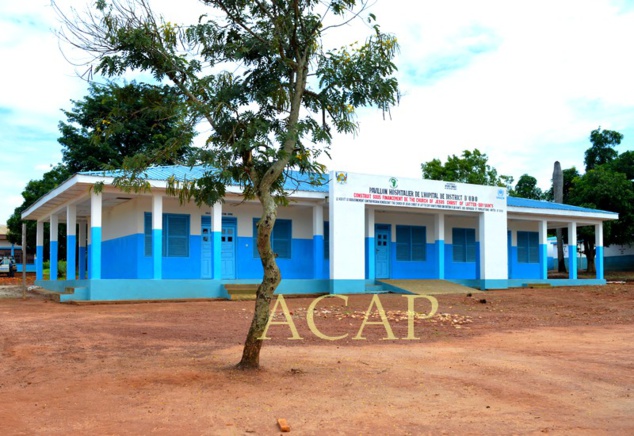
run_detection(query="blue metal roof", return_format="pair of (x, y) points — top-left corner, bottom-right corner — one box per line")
(79, 166), (615, 213)
(80, 165), (330, 193)
(507, 196), (615, 215)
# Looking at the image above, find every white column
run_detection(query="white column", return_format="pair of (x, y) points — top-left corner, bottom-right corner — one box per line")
(212, 202), (222, 279)
(434, 213), (445, 279)
(152, 194), (163, 279)
(538, 220), (548, 279)
(366, 208), (375, 280)
(36, 221), (44, 280)
(478, 211), (508, 289)
(568, 222), (577, 279)
(329, 195), (365, 293)
(66, 205), (77, 280)
(90, 190), (102, 279)
(595, 223), (604, 280)
(78, 220), (87, 280)
(49, 214), (59, 280)
(312, 204), (324, 279)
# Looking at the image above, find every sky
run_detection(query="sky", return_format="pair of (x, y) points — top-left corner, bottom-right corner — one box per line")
(2, 0), (634, 225)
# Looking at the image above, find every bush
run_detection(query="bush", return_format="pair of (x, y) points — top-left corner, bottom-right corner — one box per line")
(43, 260), (50, 270)
(57, 260), (67, 276)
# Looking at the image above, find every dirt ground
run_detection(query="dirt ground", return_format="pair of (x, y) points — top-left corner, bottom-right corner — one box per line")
(0, 278), (633, 435)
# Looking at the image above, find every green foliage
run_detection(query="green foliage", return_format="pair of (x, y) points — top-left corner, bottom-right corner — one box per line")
(510, 174), (544, 200)
(10, 80), (194, 257)
(7, 165), (71, 256)
(421, 149), (513, 187)
(59, 81), (195, 173)
(584, 126), (623, 171)
(57, 260), (67, 276)
(569, 165), (634, 247)
(605, 150), (634, 180)
(55, 0), (399, 205)
(566, 128), (634, 256)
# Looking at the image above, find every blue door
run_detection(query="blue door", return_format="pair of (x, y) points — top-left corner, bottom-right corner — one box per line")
(201, 217), (212, 279)
(221, 221), (236, 279)
(375, 225), (390, 279)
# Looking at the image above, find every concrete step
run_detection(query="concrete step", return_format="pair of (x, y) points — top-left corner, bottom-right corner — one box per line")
(524, 283), (553, 289)
(224, 284), (258, 300)
(364, 284), (389, 294)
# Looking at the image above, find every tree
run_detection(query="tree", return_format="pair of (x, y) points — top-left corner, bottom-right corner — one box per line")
(568, 166), (634, 273)
(421, 149), (513, 187)
(7, 165), (72, 260)
(8, 81), (194, 256)
(510, 174), (544, 200)
(552, 161), (566, 273)
(584, 127), (623, 171)
(59, 81), (195, 173)
(54, 0), (399, 369)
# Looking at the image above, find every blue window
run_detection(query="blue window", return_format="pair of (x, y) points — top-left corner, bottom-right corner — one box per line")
(324, 221), (329, 260)
(252, 218), (292, 259)
(144, 213), (190, 257)
(517, 231), (539, 263)
(452, 228), (476, 263)
(144, 212), (152, 257)
(396, 225), (426, 261)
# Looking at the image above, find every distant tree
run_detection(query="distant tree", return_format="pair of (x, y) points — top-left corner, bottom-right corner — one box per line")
(6, 165), (72, 260)
(9, 81), (195, 260)
(569, 166), (634, 273)
(59, 81), (195, 173)
(584, 127), (623, 171)
(421, 149), (513, 187)
(606, 150), (634, 179)
(510, 174), (544, 200)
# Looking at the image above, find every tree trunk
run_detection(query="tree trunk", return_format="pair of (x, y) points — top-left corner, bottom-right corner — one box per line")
(584, 240), (596, 274)
(236, 190), (281, 370)
(553, 162), (566, 273)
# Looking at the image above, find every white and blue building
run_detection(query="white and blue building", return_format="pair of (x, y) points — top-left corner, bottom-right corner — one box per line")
(21, 167), (618, 301)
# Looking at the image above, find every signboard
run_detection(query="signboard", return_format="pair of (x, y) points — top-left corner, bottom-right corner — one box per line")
(332, 171), (506, 214)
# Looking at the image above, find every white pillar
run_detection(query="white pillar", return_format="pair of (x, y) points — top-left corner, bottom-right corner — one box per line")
(49, 214), (59, 280)
(329, 195), (365, 293)
(595, 223), (604, 280)
(538, 220), (548, 279)
(312, 204), (324, 279)
(78, 220), (87, 280)
(212, 202), (222, 279)
(36, 221), (44, 280)
(478, 211), (508, 289)
(568, 222), (577, 279)
(66, 205), (77, 280)
(90, 190), (102, 279)
(434, 213), (445, 279)
(366, 208), (375, 280)
(152, 194), (163, 279)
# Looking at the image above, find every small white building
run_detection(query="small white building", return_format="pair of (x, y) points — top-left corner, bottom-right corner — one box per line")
(21, 167), (618, 301)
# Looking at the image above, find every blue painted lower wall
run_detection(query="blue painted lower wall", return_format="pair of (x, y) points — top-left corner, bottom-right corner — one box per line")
(507, 245), (541, 279)
(444, 243), (478, 279)
(99, 233), (319, 280)
(604, 254), (634, 271)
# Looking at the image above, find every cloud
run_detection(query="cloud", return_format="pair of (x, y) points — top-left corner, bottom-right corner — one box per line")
(2, 0), (634, 225)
